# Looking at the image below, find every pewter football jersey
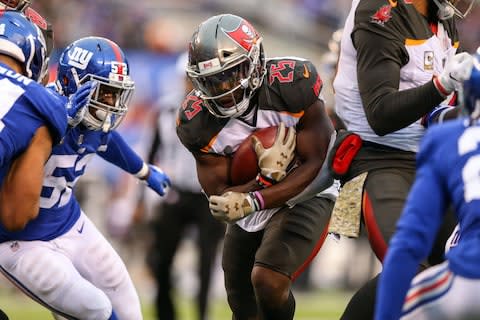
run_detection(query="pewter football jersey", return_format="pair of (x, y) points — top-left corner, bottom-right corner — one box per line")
(177, 57), (338, 232)
(334, 0), (459, 152)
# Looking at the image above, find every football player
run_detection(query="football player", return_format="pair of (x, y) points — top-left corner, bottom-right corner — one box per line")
(0, 11), (89, 231)
(332, 0), (476, 318)
(375, 49), (479, 320)
(0, 36), (171, 320)
(177, 14), (338, 320)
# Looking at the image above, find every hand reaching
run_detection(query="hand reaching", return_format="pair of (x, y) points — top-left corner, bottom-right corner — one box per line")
(66, 80), (97, 127)
(209, 191), (262, 223)
(144, 165), (171, 196)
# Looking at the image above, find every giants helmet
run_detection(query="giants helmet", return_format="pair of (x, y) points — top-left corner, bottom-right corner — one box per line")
(186, 14), (266, 118)
(463, 48), (480, 119)
(57, 36), (135, 132)
(432, 0), (477, 19)
(0, 10), (47, 82)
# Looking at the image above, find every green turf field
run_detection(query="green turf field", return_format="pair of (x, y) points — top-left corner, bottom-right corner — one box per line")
(0, 290), (352, 320)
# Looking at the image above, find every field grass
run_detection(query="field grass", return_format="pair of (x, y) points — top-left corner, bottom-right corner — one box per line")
(0, 289), (352, 320)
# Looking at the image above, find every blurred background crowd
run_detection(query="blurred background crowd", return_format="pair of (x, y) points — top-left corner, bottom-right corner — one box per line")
(2, 0), (480, 318)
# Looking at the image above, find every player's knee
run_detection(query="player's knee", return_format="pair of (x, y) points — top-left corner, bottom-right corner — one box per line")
(70, 282), (112, 320)
(251, 267), (289, 305)
(87, 242), (126, 289)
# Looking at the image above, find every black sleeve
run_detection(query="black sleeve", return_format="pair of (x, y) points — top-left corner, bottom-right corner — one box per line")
(354, 29), (445, 136)
(147, 115), (161, 164)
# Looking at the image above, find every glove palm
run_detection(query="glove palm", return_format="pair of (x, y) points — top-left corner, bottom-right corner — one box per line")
(252, 122), (296, 182)
(66, 81), (97, 127)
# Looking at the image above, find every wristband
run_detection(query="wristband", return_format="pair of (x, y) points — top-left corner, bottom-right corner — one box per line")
(248, 191), (265, 211)
(134, 162), (149, 179)
(433, 75), (451, 97)
(256, 173), (276, 188)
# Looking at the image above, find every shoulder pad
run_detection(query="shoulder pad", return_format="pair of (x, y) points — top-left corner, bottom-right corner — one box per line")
(176, 93), (228, 153)
(263, 58), (322, 113)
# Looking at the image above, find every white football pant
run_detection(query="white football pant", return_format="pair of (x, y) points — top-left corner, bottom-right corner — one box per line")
(0, 212), (142, 320)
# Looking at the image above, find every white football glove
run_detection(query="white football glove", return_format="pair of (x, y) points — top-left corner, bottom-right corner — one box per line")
(434, 52), (473, 96)
(252, 122), (296, 183)
(209, 191), (259, 224)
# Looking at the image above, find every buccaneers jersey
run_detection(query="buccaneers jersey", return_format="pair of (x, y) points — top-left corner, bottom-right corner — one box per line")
(177, 57), (337, 232)
(334, 0), (459, 152)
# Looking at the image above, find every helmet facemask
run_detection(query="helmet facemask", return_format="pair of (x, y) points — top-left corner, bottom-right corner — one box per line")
(188, 37), (266, 119)
(433, 0), (476, 19)
(79, 72), (135, 132)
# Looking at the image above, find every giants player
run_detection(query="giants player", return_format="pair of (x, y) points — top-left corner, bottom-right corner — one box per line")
(0, 11), (89, 232)
(177, 14), (338, 320)
(375, 49), (479, 320)
(0, 37), (171, 320)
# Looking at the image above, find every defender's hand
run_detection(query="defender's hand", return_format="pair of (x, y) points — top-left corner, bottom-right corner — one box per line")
(144, 165), (171, 196)
(66, 80), (97, 127)
(209, 191), (257, 224)
(434, 52), (473, 96)
(252, 122), (296, 183)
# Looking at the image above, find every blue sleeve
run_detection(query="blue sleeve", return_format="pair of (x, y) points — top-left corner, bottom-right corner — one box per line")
(97, 131), (144, 175)
(375, 132), (449, 320)
(25, 83), (68, 144)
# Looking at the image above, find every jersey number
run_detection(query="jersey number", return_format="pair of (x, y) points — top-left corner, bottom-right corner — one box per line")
(40, 154), (93, 209)
(269, 61), (295, 85)
(182, 96), (203, 120)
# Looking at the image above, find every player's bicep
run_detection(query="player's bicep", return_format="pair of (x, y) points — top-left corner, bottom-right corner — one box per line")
(193, 152), (230, 196)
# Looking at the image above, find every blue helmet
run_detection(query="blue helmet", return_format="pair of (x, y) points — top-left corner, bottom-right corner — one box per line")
(463, 48), (480, 118)
(57, 36), (135, 132)
(0, 10), (47, 82)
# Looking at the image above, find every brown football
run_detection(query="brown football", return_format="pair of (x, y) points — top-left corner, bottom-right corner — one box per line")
(230, 126), (279, 185)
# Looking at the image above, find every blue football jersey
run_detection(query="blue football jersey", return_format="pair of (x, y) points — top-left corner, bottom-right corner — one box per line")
(376, 118), (480, 320)
(0, 64), (67, 178)
(0, 126), (110, 242)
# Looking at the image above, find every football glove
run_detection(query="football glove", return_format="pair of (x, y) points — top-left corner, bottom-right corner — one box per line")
(209, 191), (262, 224)
(434, 52), (473, 96)
(66, 80), (97, 127)
(252, 122), (296, 183)
(144, 164), (171, 196)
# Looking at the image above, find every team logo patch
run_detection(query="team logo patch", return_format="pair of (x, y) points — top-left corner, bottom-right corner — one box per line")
(371, 4), (393, 25)
(424, 51), (434, 71)
(224, 20), (258, 51)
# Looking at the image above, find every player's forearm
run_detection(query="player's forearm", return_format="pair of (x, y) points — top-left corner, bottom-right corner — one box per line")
(0, 126), (52, 231)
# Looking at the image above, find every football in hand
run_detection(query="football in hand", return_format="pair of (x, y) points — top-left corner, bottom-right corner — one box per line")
(230, 126), (282, 185)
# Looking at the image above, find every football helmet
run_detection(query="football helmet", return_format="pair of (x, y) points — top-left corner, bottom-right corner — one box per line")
(57, 36), (135, 132)
(432, 0), (477, 19)
(462, 48), (480, 119)
(0, 0), (30, 11)
(0, 10), (47, 82)
(186, 14), (266, 118)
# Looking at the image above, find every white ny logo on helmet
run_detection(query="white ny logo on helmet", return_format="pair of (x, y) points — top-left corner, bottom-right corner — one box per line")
(67, 47), (93, 70)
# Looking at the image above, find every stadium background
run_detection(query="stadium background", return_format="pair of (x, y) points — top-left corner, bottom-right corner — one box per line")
(1, 0), (479, 319)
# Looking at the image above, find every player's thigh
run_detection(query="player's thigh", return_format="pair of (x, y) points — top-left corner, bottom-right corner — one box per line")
(256, 197), (333, 277)
(0, 240), (112, 319)
(402, 263), (480, 320)
(363, 168), (415, 244)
